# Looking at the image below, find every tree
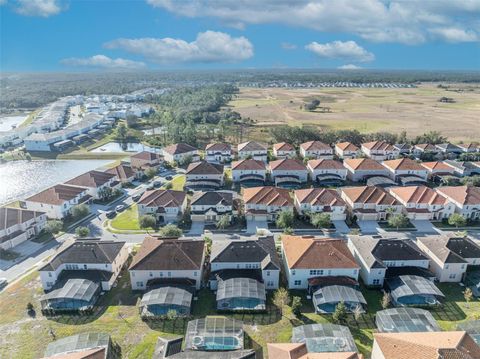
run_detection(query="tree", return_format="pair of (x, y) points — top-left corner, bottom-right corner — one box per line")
(163, 181), (173, 190)
(332, 301), (348, 324)
(139, 215), (156, 233)
(448, 213), (467, 228)
(71, 204), (89, 219)
(352, 304), (363, 321)
(44, 220), (63, 235)
(145, 168), (157, 179)
(204, 236), (212, 257)
(291, 296), (302, 317)
(158, 224), (182, 237)
(464, 287), (473, 308)
(126, 114), (138, 128)
(381, 292), (391, 310)
(388, 214), (409, 230)
(311, 213), (331, 229)
(116, 123), (128, 141)
(98, 186), (113, 201)
(276, 210), (294, 229)
(216, 214), (230, 229)
(75, 226), (90, 238)
(283, 227), (294, 235)
(273, 288), (290, 317)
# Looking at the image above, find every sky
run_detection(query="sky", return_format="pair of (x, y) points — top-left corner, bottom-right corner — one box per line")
(1, 0), (479, 72)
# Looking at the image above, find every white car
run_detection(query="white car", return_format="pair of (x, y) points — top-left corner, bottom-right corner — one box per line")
(115, 205), (125, 212)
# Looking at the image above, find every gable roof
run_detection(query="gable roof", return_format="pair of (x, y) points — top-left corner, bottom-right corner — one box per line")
(343, 158), (387, 171)
(420, 161), (455, 173)
(362, 141), (394, 151)
(0, 207), (45, 230)
(341, 186), (399, 206)
(273, 142), (295, 152)
(129, 237), (205, 271)
(388, 186), (447, 205)
(131, 151), (163, 161)
(186, 161), (224, 175)
(238, 141), (267, 152)
(267, 343), (362, 359)
(382, 158), (426, 171)
(300, 140), (331, 151)
(435, 186), (480, 206)
(163, 143), (197, 155)
(294, 188), (345, 207)
(106, 164), (135, 180)
(414, 143), (438, 152)
(232, 159), (266, 171)
(40, 240), (126, 271)
(138, 189), (186, 208)
(282, 235), (359, 270)
(373, 331), (480, 359)
(308, 159), (345, 170)
(269, 158), (307, 171)
(335, 142), (359, 152)
(26, 184), (87, 205)
(65, 170), (116, 188)
(191, 191), (233, 207)
(417, 236), (468, 264)
(243, 186), (293, 207)
(205, 143), (231, 152)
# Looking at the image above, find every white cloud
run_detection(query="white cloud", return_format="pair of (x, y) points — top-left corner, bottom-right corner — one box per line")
(14, 0), (62, 17)
(61, 55), (146, 69)
(338, 64), (362, 70)
(306, 41), (374, 62)
(104, 31), (254, 64)
(281, 42), (297, 50)
(429, 27), (479, 42)
(147, 0), (480, 45)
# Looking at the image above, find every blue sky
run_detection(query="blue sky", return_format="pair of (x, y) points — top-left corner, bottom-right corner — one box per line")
(1, 0), (479, 71)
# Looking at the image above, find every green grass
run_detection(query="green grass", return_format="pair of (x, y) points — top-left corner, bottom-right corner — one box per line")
(162, 175), (186, 191)
(110, 204), (142, 230)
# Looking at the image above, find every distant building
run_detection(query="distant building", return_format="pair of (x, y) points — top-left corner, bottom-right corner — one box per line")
(300, 141), (333, 159)
(273, 142), (296, 159)
(361, 141), (398, 161)
(205, 143), (232, 163)
(162, 143), (199, 164)
(237, 141), (268, 162)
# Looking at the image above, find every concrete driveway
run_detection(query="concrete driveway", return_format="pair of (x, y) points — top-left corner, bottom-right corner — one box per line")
(411, 220), (440, 234)
(332, 220), (350, 234)
(246, 219), (268, 234)
(188, 221), (205, 236)
(357, 220), (380, 234)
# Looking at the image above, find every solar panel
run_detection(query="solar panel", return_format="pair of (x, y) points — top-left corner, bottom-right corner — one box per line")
(376, 308), (441, 333)
(291, 324), (358, 353)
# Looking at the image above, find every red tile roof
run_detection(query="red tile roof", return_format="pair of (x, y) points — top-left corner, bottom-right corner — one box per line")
(232, 159), (266, 171)
(435, 186), (480, 206)
(382, 158), (426, 171)
(269, 158), (307, 171)
(26, 184), (87, 205)
(420, 161), (455, 172)
(65, 170), (116, 188)
(389, 186), (447, 205)
(106, 164), (135, 180)
(163, 143), (197, 155)
(205, 143), (231, 151)
(343, 158), (386, 171)
(186, 161), (224, 175)
(243, 186), (293, 207)
(336, 142), (359, 152)
(362, 141), (394, 151)
(308, 159), (344, 170)
(131, 151), (163, 161)
(238, 141), (267, 152)
(341, 186), (399, 206)
(300, 140), (331, 151)
(138, 189), (186, 208)
(295, 188), (345, 207)
(273, 142), (295, 152)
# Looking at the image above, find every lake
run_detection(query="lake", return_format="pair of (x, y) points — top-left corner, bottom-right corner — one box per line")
(0, 159), (112, 206)
(90, 142), (161, 153)
(0, 115), (28, 131)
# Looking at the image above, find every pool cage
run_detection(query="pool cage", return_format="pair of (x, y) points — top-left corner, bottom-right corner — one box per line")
(458, 320), (480, 345)
(386, 275), (445, 306)
(140, 286), (192, 317)
(184, 317), (244, 351)
(40, 278), (100, 311)
(43, 332), (111, 358)
(216, 278), (266, 311)
(291, 323), (358, 353)
(375, 308), (441, 333)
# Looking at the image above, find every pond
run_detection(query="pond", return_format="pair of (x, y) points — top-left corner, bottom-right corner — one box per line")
(0, 159), (113, 205)
(90, 142), (161, 153)
(0, 114), (28, 131)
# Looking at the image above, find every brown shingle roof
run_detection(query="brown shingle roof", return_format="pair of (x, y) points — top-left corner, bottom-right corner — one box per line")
(382, 158), (425, 171)
(362, 141), (393, 151)
(414, 143), (438, 151)
(282, 236), (359, 270)
(163, 143), (197, 155)
(131, 151), (163, 161)
(373, 331), (480, 359)
(273, 142), (295, 152)
(26, 184), (87, 205)
(0, 207), (45, 230)
(336, 142), (359, 152)
(389, 186), (447, 205)
(300, 141), (331, 151)
(243, 186), (293, 207)
(232, 159), (266, 171)
(238, 141), (267, 152)
(343, 158), (387, 171)
(308, 159), (344, 170)
(129, 237), (205, 271)
(341, 186), (399, 206)
(295, 188), (345, 207)
(269, 158), (307, 171)
(106, 164), (135, 180)
(205, 142), (231, 151)
(138, 189), (186, 208)
(435, 186), (480, 206)
(186, 161), (224, 175)
(65, 170), (116, 188)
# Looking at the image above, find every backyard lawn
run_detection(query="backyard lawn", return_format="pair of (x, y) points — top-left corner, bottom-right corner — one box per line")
(161, 174), (186, 191)
(109, 204), (142, 231)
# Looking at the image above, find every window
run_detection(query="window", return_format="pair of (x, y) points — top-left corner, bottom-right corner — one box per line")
(445, 265), (449, 269)
(291, 270), (296, 276)
(48, 272), (52, 277)
(194, 271), (197, 277)
(168, 272), (171, 277)
(136, 281), (144, 287)
(131, 272), (135, 277)
(267, 281), (274, 287)
(84, 264), (87, 269)
(373, 279), (380, 285)
(149, 272), (153, 277)
(294, 280), (301, 286)
(309, 269), (324, 276)
(449, 273), (456, 279)
(266, 271), (270, 276)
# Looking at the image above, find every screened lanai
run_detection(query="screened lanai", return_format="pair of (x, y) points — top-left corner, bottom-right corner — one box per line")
(140, 286), (193, 317)
(40, 278), (101, 311)
(386, 275), (445, 306)
(312, 284), (366, 314)
(376, 307), (441, 333)
(184, 317), (244, 351)
(43, 332), (111, 358)
(291, 324), (358, 353)
(458, 320), (480, 345)
(216, 278), (266, 311)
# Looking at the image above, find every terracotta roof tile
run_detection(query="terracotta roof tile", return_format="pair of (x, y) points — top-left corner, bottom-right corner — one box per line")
(243, 186), (293, 207)
(205, 143), (231, 151)
(131, 151), (163, 161)
(362, 141), (393, 151)
(138, 189), (186, 208)
(421, 161), (455, 172)
(382, 158), (426, 171)
(273, 142), (295, 152)
(270, 158), (307, 171)
(26, 184), (87, 205)
(435, 186), (480, 206)
(389, 186), (447, 205)
(341, 186), (399, 206)
(65, 170), (116, 188)
(0, 207), (45, 230)
(238, 141), (267, 152)
(186, 161), (224, 175)
(295, 188), (345, 207)
(343, 158), (387, 171)
(232, 159), (267, 171)
(336, 142), (359, 152)
(300, 141), (331, 151)
(163, 143), (197, 155)
(308, 159), (344, 170)
(106, 164), (135, 180)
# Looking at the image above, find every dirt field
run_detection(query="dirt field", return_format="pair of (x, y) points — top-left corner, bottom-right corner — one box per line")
(228, 84), (480, 142)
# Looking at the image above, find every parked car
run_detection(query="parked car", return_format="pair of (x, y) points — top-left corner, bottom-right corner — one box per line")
(165, 175), (173, 180)
(132, 194), (142, 202)
(153, 180), (162, 188)
(106, 210), (116, 219)
(0, 278), (8, 290)
(115, 205), (125, 212)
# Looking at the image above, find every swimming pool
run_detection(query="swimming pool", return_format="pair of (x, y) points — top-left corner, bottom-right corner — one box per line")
(192, 335), (240, 351)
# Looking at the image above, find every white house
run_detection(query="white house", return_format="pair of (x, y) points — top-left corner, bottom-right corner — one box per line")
(268, 159), (308, 186)
(130, 151), (163, 172)
(272, 142), (296, 159)
(185, 161), (224, 190)
(335, 142), (360, 159)
(382, 158), (429, 182)
(412, 143), (441, 159)
(231, 159), (267, 185)
(307, 159), (347, 185)
(24, 184), (90, 219)
(105, 164), (136, 184)
(343, 158), (391, 182)
(128, 237), (205, 290)
(361, 141), (399, 161)
(435, 186), (480, 220)
(39, 239), (128, 291)
(347, 236), (430, 287)
(209, 236), (280, 290)
(294, 188), (347, 220)
(65, 170), (120, 200)
(243, 186), (293, 222)
(237, 141), (268, 162)
(299, 141), (333, 159)
(205, 143), (232, 163)
(0, 207), (47, 250)
(190, 191), (235, 223)
(162, 143), (200, 164)
(420, 161), (456, 178)
(137, 189), (187, 224)
(282, 235), (360, 289)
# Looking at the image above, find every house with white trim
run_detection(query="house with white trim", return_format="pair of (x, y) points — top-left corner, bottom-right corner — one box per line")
(237, 141), (268, 162)
(0, 207), (47, 250)
(299, 141), (333, 159)
(294, 188), (347, 220)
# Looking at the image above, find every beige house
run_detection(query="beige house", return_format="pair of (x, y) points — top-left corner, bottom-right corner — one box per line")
(137, 189), (187, 223)
(361, 141), (398, 161)
(0, 207), (47, 250)
(299, 140), (333, 159)
(273, 142), (296, 158)
(243, 186), (293, 222)
(335, 142), (360, 159)
(294, 188), (347, 220)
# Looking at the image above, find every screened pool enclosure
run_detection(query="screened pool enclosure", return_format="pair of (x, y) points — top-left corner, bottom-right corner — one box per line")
(184, 317), (244, 351)
(140, 286), (193, 317)
(40, 278), (100, 311)
(376, 308), (441, 333)
(291, 324), (358, 353)
(216, 278), (266, 311)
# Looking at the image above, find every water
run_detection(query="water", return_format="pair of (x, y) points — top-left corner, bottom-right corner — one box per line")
(0, 160), (112, 205)
(0, 115), (28, 131)
(90, 142), (161, 153)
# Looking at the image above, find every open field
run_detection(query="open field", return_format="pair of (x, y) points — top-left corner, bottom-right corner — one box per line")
(228, 84), (480, 143)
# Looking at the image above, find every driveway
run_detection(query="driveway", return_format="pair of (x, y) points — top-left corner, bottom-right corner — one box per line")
(246, 219), (268, 235)
(188, 220), (205, 236)
(332, 220), (351, 234)
(411, 220), (440, 234)
(357, 220), (380, 234)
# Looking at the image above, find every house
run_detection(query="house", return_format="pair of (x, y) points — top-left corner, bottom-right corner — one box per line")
(361, 141), (398, 161)
(388, 186), (454, 220)
(381, 158), (429, 183)
(436, 143), (463, 157)
(294, 188), (347, 220)
(106, 163), (136, 183)
(335, 142), (360, 159)
(39, 239), (128, 292)
(185, 161), (224, 190)
(24, 184), (90, 219)
(417, 235), (480, 282)
(273, 142), (296, 158)
(420, 161), (456, 178)
(347, 236), (430, 287)
(299, 141), (333, 159)
(190, 191), (235, 223)
(237, 141), (268, 162)
(269, 158), (308, 187)
(443, 160), (480, 177)
(458, 143), (479, 153)
(340, 186), (403, 221)
(162, 143), (199, 164)
(65, 170), (120, 200)
(137, 189), (187, 224)
(307, 159), (347, 185)
(0, 207), (47, 250)
(205, 143), (232, 163)
(281, 235), (359, 290)
(209, 236), (280, 290)
(343, 158), (391, 182)
(42, 332), (114, 359)
(129, 237), (205, 290)
(435, 185), (480, 220)
(412, 143), (441, 159)
(371, 331), (480, 359)
(243, 186), (293, 222)
(267, 342), (363, 359)
(231, 159), (267, 186)
(393, 143), (412, 155)
(130, 151), (163, 171)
